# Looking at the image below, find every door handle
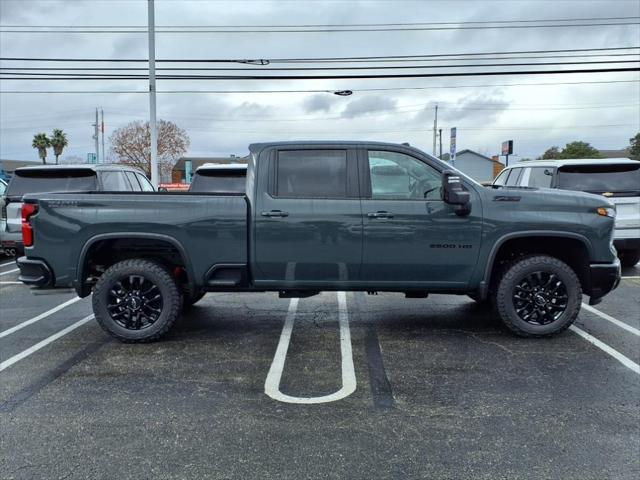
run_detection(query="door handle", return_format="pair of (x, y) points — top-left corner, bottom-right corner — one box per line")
(261, 210), (289, 218)
(367, 211), (394, 219)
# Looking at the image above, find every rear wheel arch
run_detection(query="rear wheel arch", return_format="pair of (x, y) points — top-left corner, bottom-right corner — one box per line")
(76, 232), (195, 297)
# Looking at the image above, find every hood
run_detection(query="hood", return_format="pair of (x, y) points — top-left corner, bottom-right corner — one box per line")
(486, 186), (613, 211)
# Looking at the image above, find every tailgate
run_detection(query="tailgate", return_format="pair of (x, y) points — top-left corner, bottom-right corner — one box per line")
(5, 199), (22, 234)
(611, 196), (640, 231)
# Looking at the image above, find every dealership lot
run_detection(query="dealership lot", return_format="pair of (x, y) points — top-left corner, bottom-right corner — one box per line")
(0, 259), (638, 479)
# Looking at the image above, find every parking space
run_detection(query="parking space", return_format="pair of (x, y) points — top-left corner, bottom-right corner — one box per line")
(0, 263), (638, 479)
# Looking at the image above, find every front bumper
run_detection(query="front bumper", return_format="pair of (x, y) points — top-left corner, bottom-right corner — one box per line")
(588, 259), (621, 305)
(16, 256), (53, 288)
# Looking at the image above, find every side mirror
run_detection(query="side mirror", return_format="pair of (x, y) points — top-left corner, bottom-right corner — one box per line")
(442, 170), (471, 216)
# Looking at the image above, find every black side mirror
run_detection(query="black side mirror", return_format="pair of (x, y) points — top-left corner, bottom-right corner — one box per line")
(442, 170), (471, 216)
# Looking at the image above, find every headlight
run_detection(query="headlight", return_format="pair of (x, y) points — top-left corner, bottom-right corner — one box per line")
(596, 206), (616, 218)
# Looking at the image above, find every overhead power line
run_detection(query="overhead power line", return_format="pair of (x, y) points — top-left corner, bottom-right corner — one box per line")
(1, 19), (638, 33)
(3, 59), (637, 74)
(2, 47), (636, 63)
(1, 66), (638, 80)
(2, 79), (638, 95)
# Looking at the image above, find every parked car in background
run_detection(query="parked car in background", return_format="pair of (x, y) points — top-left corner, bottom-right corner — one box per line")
(493, 158), (640, 267)
(0, 178), (15, 257)
(3, 164), (153, 256)
(188, 163), (247, 193)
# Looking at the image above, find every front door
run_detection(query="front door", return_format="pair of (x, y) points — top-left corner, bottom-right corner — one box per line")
(360, 149), (482, 286)
(253, 147), (362, 286)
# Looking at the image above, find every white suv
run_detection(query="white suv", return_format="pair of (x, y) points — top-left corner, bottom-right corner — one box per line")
(493, 158), (640, 268)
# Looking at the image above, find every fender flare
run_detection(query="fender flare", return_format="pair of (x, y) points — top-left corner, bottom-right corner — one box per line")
(75, 232), (195, 297)
(478, 230), (593, 299)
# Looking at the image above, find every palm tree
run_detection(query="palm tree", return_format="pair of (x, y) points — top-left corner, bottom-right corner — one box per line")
(50, 129), (69, 164)
(32, 133), (51, 164)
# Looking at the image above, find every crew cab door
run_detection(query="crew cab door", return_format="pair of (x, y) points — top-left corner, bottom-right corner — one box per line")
(253, 147), (362, 285)
(360, 148), (482, 285)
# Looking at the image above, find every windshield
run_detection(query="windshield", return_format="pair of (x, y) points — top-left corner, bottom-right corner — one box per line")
(556, 164), (640, 196)
(6, 169), (98, 196)
(189, 169), (246, 193)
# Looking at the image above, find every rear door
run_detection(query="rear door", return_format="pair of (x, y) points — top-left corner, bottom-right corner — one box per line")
(253, 147), (362, 285)
(5, 168), (98, 234)
(360, 148), (482, 285)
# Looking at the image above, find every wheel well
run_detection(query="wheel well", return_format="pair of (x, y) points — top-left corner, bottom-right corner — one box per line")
(78, 237), (191, 297)
(487, 236), (591, 293)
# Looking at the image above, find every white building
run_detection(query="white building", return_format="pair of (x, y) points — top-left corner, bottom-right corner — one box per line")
(441, 149), (504, 183)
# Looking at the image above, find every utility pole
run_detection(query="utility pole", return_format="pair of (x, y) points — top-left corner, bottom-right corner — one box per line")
(438, 128), (442, 159)
(92, 107), (99, 163)
(432, 104), (438, 156)
(148, 0), (159, 186)
(101, 108), (105, 163)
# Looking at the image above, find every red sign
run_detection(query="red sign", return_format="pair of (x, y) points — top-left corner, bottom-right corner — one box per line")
(159, 183), (189, 191)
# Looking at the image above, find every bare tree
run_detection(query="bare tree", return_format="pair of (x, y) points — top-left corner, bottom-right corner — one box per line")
(109, 120), (190, 178)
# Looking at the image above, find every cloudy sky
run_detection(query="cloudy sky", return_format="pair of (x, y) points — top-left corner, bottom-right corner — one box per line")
(0, 0), (639, 163)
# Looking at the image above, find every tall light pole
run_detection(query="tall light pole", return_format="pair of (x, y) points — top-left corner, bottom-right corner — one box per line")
(148, 0), (159, 187)
(432, 104), (438, 156)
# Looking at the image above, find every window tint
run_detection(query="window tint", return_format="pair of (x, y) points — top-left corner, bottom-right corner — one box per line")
(505, 168), (523, 186)
(6, 169), (97, 196)
(527, 167), (553, 188)
(368, 150), (441, 200)
(136, 173), (155, 192)
(189, 169), (246, 193)
(276, 150), (347, 198)
(493, 169), (509, 186)
(101, 171), (131, 191)
(557, 164), (640, 196)
(125, 171), (142, 191)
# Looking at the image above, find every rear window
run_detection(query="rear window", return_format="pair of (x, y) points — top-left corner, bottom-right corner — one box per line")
(276, 150), (348, 198)
(557, 164), (640, 196)
(6, 169), (97, 196)
(189, 169), (246, 193)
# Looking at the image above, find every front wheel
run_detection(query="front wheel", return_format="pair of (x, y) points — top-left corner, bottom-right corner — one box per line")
(92, 259), (182, 343)
(619, 249), (640, 268)
(496, 255), (582, 337)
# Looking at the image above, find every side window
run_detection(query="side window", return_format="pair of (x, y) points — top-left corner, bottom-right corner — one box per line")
(125, 171), (142, 191)
(527, 167), (553, 188)
(275, 150), (348, 198)
(368, 150), (441, 200)
(136, 173), (155, 192)
(101, 171), (131, 191)
(505, 168), (523, 186)
(493, 169), (510, 186)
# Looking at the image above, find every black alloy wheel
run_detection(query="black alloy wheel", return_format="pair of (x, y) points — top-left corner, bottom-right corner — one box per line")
(107, 274), (163, 330)
(512, 271), (568, 326)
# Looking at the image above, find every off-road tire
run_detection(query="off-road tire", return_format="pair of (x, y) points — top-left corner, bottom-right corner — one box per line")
(93, 259), (182, 343)
(619, 249), (640, 268)
(496, 255), (582, 338)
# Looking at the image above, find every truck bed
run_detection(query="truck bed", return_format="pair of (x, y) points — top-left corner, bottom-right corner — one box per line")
(24, 192), (248, 289)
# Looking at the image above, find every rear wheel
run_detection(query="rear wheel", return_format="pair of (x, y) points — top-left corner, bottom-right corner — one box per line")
(619, 249), (640, 268)
(496, 255), (581, 337)
(92, 259), (182, 343)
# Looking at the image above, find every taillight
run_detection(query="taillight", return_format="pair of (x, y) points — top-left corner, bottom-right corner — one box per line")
(21, 203), (38, 247)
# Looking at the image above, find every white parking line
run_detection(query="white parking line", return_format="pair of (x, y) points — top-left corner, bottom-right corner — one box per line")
(0, 268), (19, 276)
(621, 276), (640, 279)
(0, 281), (22, 285)
(570, 325), (640, 374)
(264, 291), (357, 404)
(0, 297), (82, 338)
(581, 303), (640, 337)
(0, 260), (15, 268)
(0, 314), (94, 373)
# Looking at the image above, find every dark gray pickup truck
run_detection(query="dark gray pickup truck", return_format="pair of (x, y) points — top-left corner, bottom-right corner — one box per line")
(17, 141), (620, 342)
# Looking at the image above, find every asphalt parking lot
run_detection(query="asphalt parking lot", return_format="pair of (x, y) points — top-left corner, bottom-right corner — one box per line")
(0, 258), (638, 480)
